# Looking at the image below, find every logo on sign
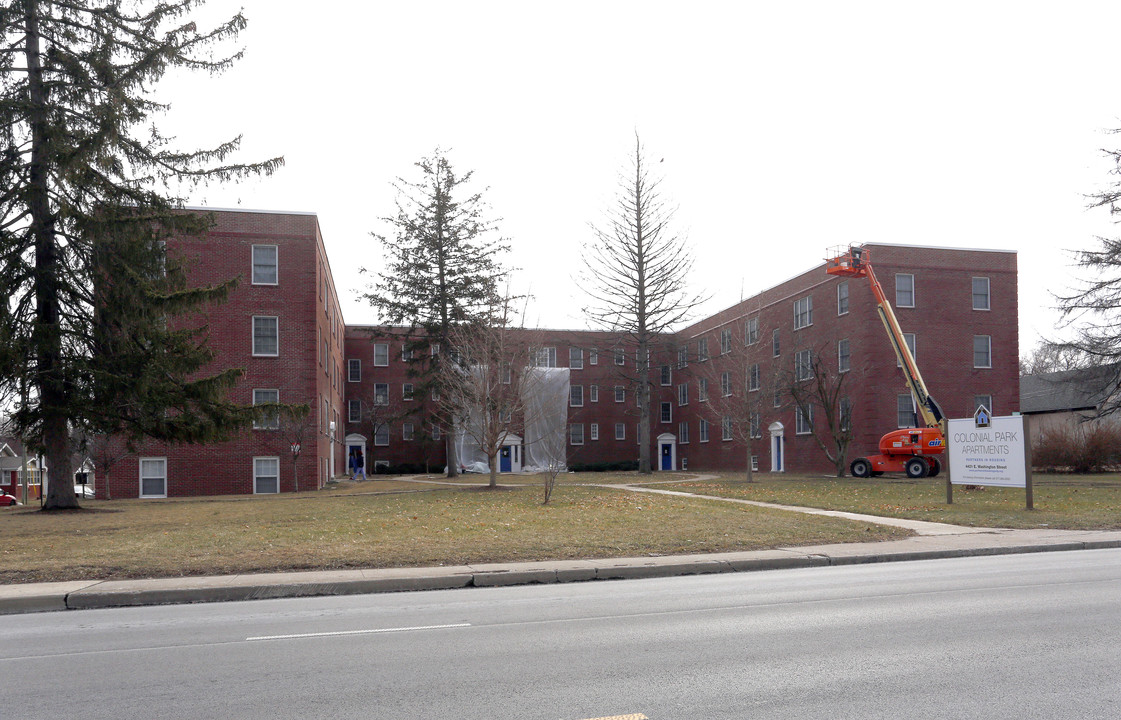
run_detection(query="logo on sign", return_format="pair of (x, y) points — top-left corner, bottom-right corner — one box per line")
(974, 405), (991, 428)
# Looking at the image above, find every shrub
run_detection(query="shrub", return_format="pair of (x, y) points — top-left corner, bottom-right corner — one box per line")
(568, 460), (640, 473)
(1032, 422), (1121, 472)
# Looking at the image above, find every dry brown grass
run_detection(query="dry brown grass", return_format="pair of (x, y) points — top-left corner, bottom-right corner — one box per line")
(0, 476), (908, 584)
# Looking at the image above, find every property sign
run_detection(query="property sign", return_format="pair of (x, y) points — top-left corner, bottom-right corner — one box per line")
(947, 413), (1027, 488)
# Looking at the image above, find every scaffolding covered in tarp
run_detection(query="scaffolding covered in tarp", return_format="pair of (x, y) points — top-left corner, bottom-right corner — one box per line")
(521, 367), (570, 473)
(452, 366), (569, 474)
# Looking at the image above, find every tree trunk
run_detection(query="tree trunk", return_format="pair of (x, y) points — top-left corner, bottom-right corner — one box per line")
(489, 454), (498, 488)
(744, 436), (755, 483)
(445, 433), (459, 478)
(26, 3), (78, 510)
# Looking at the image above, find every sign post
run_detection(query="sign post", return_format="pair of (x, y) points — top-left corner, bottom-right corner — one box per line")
(946, 407), (1033, 509)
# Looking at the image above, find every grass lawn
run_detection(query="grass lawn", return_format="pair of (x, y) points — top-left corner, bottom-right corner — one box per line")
(647, 473), (1121, 530)
(0, 476), (909, 585)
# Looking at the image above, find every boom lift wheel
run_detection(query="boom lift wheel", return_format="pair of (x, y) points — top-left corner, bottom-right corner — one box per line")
(927, 458), (941, 477)
(850, 458), (872, 478)
(904, 457), (929, 479)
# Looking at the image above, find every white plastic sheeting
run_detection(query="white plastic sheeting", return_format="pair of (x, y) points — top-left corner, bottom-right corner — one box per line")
(452, 366), (569, 474)
(521, 367), (570, 473)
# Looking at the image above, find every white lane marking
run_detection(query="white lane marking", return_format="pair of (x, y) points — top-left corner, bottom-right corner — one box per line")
(246, 623), (470, 642)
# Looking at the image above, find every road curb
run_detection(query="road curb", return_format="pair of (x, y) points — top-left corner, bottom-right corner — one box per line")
(4, 538), (1121, 615)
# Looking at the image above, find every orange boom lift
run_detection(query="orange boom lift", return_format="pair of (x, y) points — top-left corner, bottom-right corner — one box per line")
(826, 245), (946, 478)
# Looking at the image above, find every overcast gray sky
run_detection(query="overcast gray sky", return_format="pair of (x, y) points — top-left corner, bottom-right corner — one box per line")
(166, 1), (1121, 354)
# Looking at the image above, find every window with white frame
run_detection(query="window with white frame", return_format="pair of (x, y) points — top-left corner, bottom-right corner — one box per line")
(720, 328), (732, 354)
(403, 383), (414, 401)
(613, 348), (625, 366)
(837, 281), (849, 315)
(974, 395), (993, 414)
(535, 347), (558, 367)
(251, 244), (278, 285)
(796, 349), (813, 382)
(698, 377), (708, 402)
(972, 277), (991, 310)
(794, 296), (813, 329)
(721, 371), (731, 397)
(252, 389), (279, 429)
(374, 424), (390, 446)
(795, 404), (813, 435)
(401, 344), (413, 361)
(661, 402), (672, 423)
(501, 363), (511, 384)
(677, 346), (688, 369)
(402, 422), (415, 441)
(679, 421), (689, 444)
(589, 347), (598, 365)
(895, 273), (915, 308)
(699, 418), (709, 442)
(374, 383), (389, 405)
(139, 457), (167, 498)
(374, 343), (389, 367)
(430, 342), (440, 357)
(973, 335), (992, 368)
(348, 358), (361, 382)
(590, 423), (599, 441)
(746, 317), (759, 345)
(750, 412), (762, 439)
(772, 328), (780, 357)
(722, 416), (733, 441)
(432, 425), (441, 440)
(252, 316), (278, 356)
(590, 384), (599, 403)
(897, 394), (916, 428)
(570, 385), (584, 407)
(615, 423), (626, 440)
(660, 365), (672, 386)
(697, 338), (709, 362)
(773, 386), (783, 408)
(838, 339), (851, 373)
(678, 382), (689, 405)
(749, 364), (760, 392)
(840, 397), (852, 432)
(499, 409), (512, 423)
(569, 347), (584, 369)
(348, 399), (361, 423)
(615, 386), (625, 403)
(254, 457), (280, 494)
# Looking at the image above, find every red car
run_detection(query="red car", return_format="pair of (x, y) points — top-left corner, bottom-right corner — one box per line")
(0, 491), (19, 507)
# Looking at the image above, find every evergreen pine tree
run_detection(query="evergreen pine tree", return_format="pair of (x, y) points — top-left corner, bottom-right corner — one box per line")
(360, 151), (510, 477)
(0, 1), (282, 509)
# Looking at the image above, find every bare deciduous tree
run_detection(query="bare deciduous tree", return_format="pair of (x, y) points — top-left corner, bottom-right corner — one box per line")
(783, 344), (856, 477)
(1050, 130), (1121, 415)
(694, 352), (766, 482)
(438, 312), (553, 489)
(271, 405), (314, 491)
(580, 134), (707, 474)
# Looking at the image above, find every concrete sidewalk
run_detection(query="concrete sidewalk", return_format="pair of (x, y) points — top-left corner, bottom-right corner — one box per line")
(4, 522), (1121, 615)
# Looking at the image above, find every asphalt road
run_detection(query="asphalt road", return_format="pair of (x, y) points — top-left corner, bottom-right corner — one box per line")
(2, 549), (1120, 719)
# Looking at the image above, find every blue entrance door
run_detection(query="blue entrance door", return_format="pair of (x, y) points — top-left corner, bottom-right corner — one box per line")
(661, 443), (672, 470)
(500, 446), (512, 472)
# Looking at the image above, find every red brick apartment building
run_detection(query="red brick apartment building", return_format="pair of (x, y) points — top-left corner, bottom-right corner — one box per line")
(102, 209), (347, 499)
(99, 209), (1019, 497)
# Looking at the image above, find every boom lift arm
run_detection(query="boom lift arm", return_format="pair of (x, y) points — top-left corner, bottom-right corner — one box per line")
(826, 245), (946, 478)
